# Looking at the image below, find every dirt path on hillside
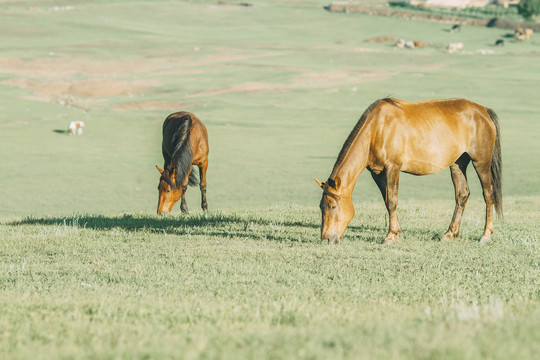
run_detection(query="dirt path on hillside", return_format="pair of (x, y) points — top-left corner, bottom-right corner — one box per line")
(189, 70), (391, 97)
(0, 52), (393, 109)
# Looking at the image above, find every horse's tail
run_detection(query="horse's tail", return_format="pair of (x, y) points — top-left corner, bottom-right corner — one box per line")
(170, 113), (199, 188)
(487, 108), (503, 220)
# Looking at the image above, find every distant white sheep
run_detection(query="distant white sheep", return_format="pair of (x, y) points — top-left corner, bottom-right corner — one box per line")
(395, 39), (415, 49)
(68, 121), (85, 135)
(448, 42), (464, 53)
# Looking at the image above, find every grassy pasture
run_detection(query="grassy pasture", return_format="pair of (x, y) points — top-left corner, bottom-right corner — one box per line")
(0, 0), (539, 358)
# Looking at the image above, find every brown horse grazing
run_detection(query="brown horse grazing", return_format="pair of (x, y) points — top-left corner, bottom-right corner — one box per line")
(156, 112), (209, 214)
(315, 98), (502, 244)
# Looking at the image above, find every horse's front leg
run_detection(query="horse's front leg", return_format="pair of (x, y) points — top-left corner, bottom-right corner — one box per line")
(180, 166), (193, 214)
(370, 167), (401, 244)
(180, 185), (189, 214)
(384, 167), (402, 244)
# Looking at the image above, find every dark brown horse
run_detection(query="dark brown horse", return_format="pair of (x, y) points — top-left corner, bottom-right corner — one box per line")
(156, 112), (209, 214)
(316, 98), (502, 244)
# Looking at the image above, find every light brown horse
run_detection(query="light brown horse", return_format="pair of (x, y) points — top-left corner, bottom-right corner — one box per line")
(156, 112), (209, 214)
(316, 98), (502, 244)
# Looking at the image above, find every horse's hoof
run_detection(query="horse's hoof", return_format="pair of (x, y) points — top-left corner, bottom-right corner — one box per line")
(441, 233), (457, 242)
(382, 236), (399, 245)
(479, 236), (491, 244)
(382, 233), (400, 245)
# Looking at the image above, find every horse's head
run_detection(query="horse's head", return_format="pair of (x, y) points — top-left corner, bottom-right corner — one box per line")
(156, 166), (182, 214)
(315, 177), (354, 244)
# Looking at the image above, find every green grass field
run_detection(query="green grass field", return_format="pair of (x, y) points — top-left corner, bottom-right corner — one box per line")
(1, 1), (539, 358)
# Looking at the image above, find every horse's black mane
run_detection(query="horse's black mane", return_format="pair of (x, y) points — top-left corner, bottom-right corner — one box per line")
(329, 98), (400, 180)
(162, 113), (198, 188)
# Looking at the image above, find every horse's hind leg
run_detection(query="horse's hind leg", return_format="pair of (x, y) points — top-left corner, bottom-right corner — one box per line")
(442, 155), (470, 241)
(472, 160), (494, 243)
(198, 161), (208, 212)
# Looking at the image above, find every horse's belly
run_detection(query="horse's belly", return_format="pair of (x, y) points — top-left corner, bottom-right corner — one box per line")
(398, 130), (467, 175)
(401, 158), (452, 175)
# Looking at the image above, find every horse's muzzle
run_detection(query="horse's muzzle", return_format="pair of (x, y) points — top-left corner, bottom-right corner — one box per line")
(322, 235), (341, 244)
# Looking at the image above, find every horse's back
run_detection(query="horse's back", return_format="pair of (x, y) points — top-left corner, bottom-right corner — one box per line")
(380, 98), (490, 125)
(368, 99), (495, 175)
(162, 112), (191, 158)
(163, 112), (193, 136)
(162, 112), (208, 163)
(394, 98), (493, 138)
(189, 114), (209, 164)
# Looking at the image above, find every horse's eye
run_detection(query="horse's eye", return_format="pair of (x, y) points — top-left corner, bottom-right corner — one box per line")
(330, 204), (337, 210)
(166, 190), (171, 193)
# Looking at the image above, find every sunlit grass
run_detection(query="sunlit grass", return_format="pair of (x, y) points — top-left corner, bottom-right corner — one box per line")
(1, 199), (539, 359)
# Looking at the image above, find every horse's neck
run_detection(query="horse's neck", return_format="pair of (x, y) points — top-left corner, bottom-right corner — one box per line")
(330, 133), (369, 193)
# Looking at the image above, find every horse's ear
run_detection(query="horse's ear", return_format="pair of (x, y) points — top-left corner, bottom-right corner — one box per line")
(334, 177), (341, 190)
(314, 178), (325, 189)
(156, 165), (164, 174)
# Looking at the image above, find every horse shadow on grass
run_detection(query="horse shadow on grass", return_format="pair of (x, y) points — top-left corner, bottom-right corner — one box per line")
(9, 213), (319, 243)
(10, 213), (388, 243)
